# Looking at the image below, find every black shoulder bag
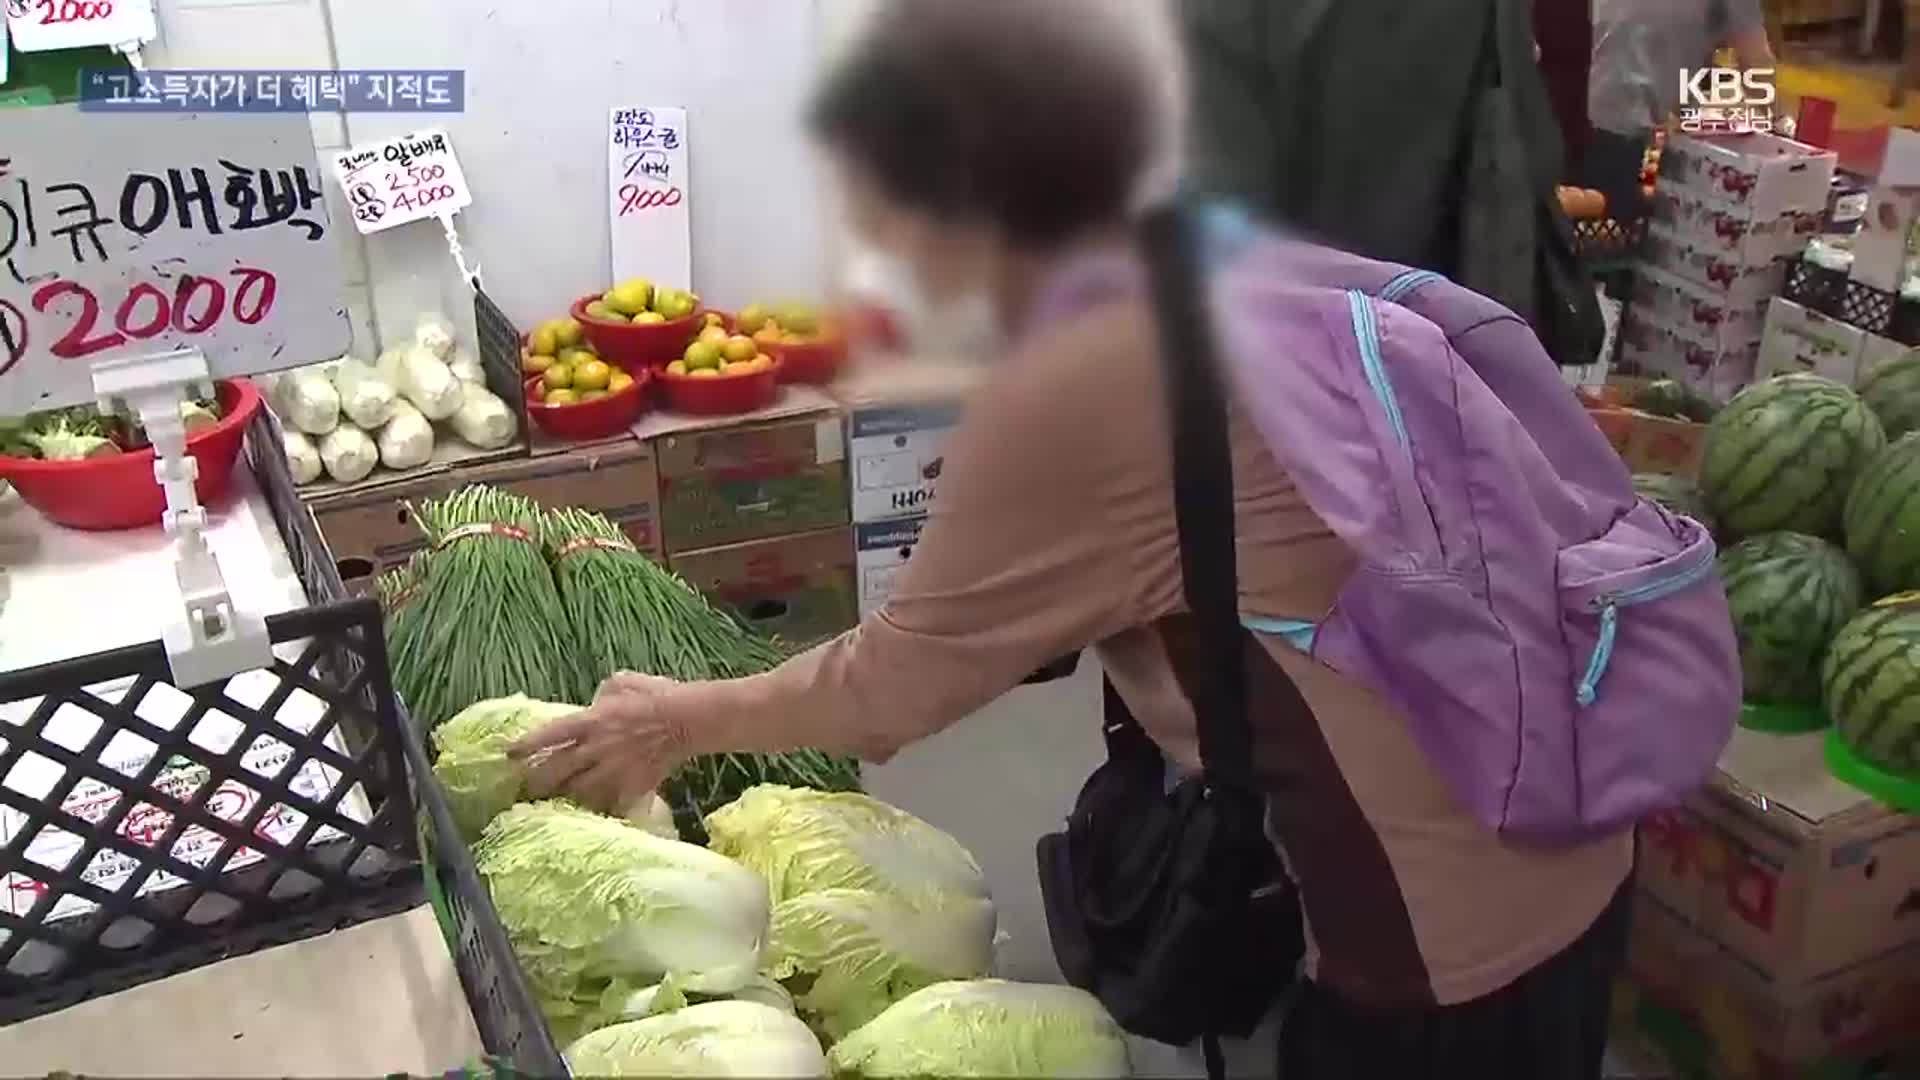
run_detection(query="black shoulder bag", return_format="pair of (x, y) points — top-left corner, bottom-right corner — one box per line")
(1035, 204), (1303, 1077)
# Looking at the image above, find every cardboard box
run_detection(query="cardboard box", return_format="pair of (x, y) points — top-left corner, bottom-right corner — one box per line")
(1658, 133), (1839, 220)
(653, 412), (850, 554)
(1860, 331), (1913, 385)
(846, 401), (962, 524)
(1872, 126), (1920, 188)
(1622, 889), (1920, 1079)
(854, 514), (927, 619)
(1631, 265), (1771, 349)
(1643, 223), (1790, 302)
(312, 436), (661, 592)
(1848, 186), (1920, 293)
(1587, 407), (1710, 476)
(1758, 297), (1869, 385)
(1635, 728), (1920, 991)
(669, 527), (857, 650)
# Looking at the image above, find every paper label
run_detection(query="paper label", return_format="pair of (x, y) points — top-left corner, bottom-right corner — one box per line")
(5, 0), (155, 52)
(331, 128), (472, 235)
(607, 106), (691, 289)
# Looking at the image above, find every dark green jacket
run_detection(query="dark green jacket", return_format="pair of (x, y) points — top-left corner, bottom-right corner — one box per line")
(1181, 0), (1603, 367)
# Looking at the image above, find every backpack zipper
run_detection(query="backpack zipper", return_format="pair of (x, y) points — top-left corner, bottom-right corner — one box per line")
(1574, 546), (1717, 706)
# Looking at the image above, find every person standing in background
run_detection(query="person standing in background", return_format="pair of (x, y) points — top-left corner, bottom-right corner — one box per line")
(1585, 0), (1777, 218)
(1179, 0), (1605, 369)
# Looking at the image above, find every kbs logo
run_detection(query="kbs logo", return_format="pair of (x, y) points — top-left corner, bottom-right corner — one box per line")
(1679, 68), (1777, 135)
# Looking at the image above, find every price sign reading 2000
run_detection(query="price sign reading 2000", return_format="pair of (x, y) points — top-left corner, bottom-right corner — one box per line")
(0, 267), (277, 375)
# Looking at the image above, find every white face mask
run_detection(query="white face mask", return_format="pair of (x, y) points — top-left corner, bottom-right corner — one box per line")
(844, 249), (1004, 366)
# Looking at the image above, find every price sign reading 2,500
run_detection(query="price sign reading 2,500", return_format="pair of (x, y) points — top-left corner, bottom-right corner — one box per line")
(8, 267), (279, 367)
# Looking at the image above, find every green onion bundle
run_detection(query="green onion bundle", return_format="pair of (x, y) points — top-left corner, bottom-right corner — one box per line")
(544, 507), (862, 836)
(390, 486), (594, 730)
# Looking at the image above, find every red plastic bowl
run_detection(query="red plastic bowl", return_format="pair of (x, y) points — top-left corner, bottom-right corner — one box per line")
(525, 370), (650, 440)
(766, 335), (849, 384)
(0, 379), (263, 531)
(655, 358), (782, 416)
(570, 294), (704, 371)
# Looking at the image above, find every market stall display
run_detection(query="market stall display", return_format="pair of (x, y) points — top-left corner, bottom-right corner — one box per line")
(1822, 593), (1920, 810)
(1700, 374), (1887, 540)
(1718, 533), (1865, 706)
(0, 412), (422, 1022)
(1860, 350), (1920, 439)
(0, 382), (259, 530)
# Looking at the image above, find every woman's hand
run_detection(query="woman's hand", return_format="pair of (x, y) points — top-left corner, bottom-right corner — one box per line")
(509, 672), (691, 816)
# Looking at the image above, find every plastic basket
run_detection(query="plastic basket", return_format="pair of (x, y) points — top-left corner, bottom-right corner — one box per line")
(1779, 261), (1920, 345)
(0, 413), (422, 1022)
(1573, 216), (1648, 268)
(398, 688), (565, 1074)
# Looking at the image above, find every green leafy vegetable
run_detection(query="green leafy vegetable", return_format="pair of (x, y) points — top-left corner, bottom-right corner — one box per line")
(827, 980), (1132, 1079)
(769, 886), (997, 1041)
(704, 784), (989, 904)
(431, 694), (674, 841)
(472, 801), (770, 1043)
(563, 1001), (827, 1078)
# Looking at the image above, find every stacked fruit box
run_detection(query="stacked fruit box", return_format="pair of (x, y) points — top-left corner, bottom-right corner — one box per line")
(1620, 133), (1837, 401)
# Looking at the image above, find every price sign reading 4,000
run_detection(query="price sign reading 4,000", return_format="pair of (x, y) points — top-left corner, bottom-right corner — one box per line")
(0, 267), (278, 375)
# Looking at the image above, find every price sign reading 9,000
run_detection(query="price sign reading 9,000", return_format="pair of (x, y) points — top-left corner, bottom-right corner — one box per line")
(0, 267), (277, 377)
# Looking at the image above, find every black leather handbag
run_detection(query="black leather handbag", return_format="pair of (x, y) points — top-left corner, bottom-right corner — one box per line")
(1035, 205), (1304, 1077)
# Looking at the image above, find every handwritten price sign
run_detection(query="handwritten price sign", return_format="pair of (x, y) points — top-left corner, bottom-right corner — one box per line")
(5, 0), (154, 52)
(608, 105), (690, 288)
(0, 105), (352, 415)
(331, 128), (472, 236)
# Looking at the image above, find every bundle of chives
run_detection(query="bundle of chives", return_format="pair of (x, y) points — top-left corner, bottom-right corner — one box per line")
(389, 486), (593, 730)
(544, 506), (862, 837)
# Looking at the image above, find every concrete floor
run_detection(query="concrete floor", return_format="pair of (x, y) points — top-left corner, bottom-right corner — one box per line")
(863, 656), (1280, 1079)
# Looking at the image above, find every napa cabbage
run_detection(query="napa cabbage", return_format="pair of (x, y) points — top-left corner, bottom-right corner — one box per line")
(828, 979), (1131, 1078)
(563, 1000), (827, 1078)
(472, 801), (768, 1043)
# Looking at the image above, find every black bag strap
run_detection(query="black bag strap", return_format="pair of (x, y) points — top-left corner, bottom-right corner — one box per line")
(1136, 204), (1255, 781)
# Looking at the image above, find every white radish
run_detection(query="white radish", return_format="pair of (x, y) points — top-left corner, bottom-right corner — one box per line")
(331, 358), (399, 429)
(377, 400), (436, 470)
(449, 383), (518, 450)
(318, 425), (377, 483)
(283, 430), (323, 485)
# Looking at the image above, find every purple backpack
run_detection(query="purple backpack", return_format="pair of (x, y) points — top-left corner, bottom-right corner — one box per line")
(1046, 207), (1741, 845)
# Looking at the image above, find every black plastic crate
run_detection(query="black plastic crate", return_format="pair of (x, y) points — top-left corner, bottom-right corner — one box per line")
(1779, 260), (1920, 346)
(1574, 216), (1648, 268)
(399, 688), (565, 1074)
(0, 411), (423, 1021)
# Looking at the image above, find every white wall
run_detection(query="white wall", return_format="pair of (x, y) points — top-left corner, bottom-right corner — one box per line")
(142, 0), (1181, 352)
(146, 0), (380, 356)
(327, 0), (833, 346)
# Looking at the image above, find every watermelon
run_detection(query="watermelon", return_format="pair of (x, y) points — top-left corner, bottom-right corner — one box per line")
(1843, 432), (1920, 597)
(1821, 592), (1920, 778)
(1700, 375), (1887, 541)
(1859, 349), (1920, 441)
(1718, 532), (1865, 705)
(1632, 472), (1715, 532)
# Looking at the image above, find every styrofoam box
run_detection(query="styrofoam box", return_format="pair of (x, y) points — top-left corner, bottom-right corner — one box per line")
(847, 401), (962, 524)
(1658, 132), (1838, 220)
(1846, 186), (1920, 293)
(854, 514), (926, 619)
(1648, 189), (1824, 266)
(1859, 329), (1911, 385)
(1630, 264), (1771, 350)
(1643, 223), (1790, 302)
(1757, 297), (1867, 386)
(1619, 316), (1761, 402)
